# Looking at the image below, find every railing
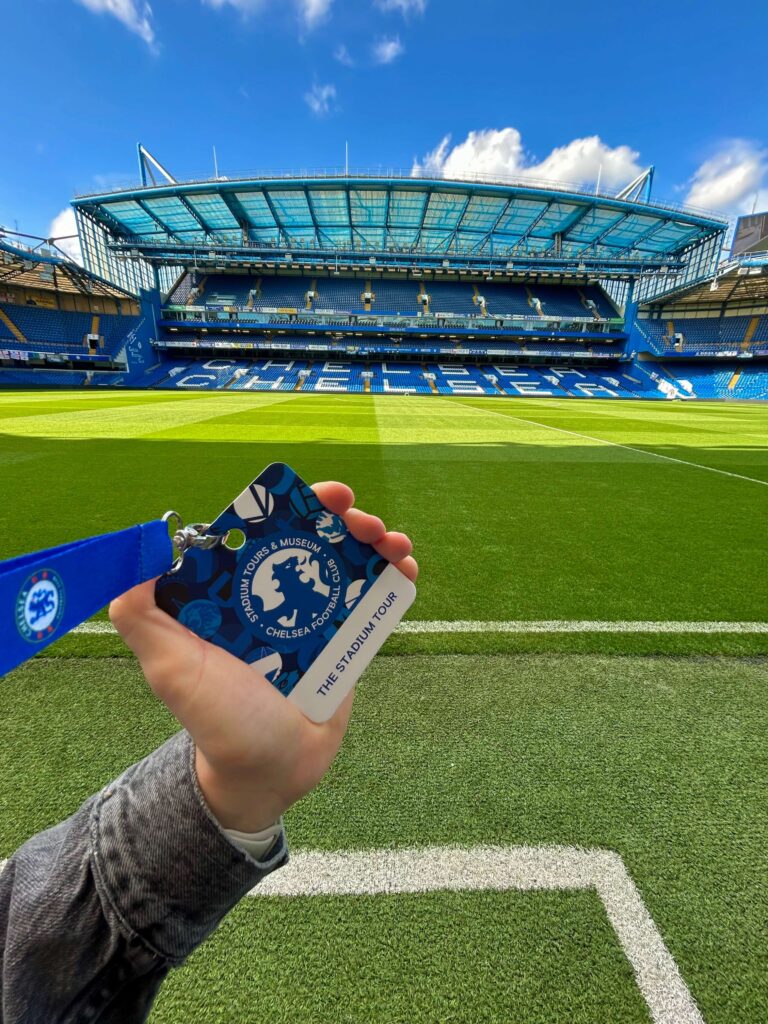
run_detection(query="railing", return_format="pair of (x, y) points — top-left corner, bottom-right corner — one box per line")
(154, 337), (627, 360)
(160, 305), (625, 335)
(716, 250), (768, 274)
(112, 235), (682, 266)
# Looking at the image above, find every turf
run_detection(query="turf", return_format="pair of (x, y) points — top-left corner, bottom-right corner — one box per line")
(1, 654), (766, 1023)
(1, 392), (767, 636)
(1, 390), (767, 1023)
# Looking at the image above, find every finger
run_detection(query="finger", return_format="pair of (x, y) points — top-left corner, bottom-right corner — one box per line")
(342, 507), (386, 545)
(321, 687), (356, 744)
(110, 579), (201, 674)
(394, 555), (419, 582)
(373, 531), (413, 564)
(311, 481), (355, 516)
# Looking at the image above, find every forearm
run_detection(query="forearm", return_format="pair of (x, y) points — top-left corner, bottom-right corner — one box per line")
(0, 731), (287, 1024)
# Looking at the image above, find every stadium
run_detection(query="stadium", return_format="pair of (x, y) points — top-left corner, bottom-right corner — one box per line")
(1, 142), (767, 1024)
(2, 148), (768, 399)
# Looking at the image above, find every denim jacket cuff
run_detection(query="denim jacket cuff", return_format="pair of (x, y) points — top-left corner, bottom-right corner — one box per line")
(89, 730), (288, 963)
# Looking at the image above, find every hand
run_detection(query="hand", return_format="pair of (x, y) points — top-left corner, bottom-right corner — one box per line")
(109, 482), (417, 833)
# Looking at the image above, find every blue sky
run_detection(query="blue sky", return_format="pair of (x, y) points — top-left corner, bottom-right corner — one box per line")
(1, 0), (767, 256)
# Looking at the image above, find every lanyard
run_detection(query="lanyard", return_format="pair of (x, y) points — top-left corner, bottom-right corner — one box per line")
(0, 521), (173, 678)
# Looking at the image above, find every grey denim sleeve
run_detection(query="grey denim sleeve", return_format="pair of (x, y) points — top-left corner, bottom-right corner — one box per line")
(0, 730), (288, 1024)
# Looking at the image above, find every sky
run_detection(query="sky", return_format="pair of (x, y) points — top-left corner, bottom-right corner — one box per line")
(1, 0), (767, 261)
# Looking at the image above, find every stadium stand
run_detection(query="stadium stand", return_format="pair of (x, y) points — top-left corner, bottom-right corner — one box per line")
(0, 303), (140, 357)
(202, 276), (254, 308)
(2, 169), (765, 402)
(180, 273), (619, 323)
(736, 367), (768, 399)
(143, 358), (660, 399)
(660, 362), (768, 400)
(252, 277), (314, 310)
(0, 368), (91, 387)
(638, 315), (768, 353)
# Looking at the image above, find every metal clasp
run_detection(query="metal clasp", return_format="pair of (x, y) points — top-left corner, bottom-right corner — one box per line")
(162, 511), (227, 572)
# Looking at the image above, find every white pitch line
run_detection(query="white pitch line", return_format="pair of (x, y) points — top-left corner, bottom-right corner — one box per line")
(70, 619), (768, 636)
(0, 843), (706, 1022)
(252, 844), (704, 1024)
(447, 397), (768, 488)
(398, 619), (768, 634)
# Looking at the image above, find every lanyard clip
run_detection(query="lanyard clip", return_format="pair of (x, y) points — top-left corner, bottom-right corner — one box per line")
(162, 511), (226, 572)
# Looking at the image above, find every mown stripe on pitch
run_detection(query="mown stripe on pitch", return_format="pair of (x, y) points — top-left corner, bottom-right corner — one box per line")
(445, 396), (768, 489)
(72, 620), (768, 636)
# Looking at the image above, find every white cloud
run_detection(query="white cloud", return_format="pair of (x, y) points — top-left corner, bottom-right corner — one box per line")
(684, 140), (768, 216)
(304, 82), (337, 116)
(374, 0), (426, 14)
(202, 0), (332, 30)
(75, 0), (155, 47)
(298, 0), (333, 28)
(334, 42), (354, 65)
(412, 128), (642, 190)
(48, 208), (82, 264)
(372, 35), (403, 64)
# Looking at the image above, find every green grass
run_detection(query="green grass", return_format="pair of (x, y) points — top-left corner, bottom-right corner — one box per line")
(1, 392), (767, 630)
(1, 654), (766, 1023)
(1, 390), (767, 1022)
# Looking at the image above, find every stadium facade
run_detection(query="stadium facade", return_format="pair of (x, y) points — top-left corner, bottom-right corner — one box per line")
(1, 148), (767, 400)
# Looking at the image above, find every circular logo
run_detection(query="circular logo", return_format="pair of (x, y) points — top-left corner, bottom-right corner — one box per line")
(235, 532), (347, 652)
(178, 599), (222, 639)
(233, 484), (275, 524)
(315, 510), (347, 544)
(16, 569), (65, 643)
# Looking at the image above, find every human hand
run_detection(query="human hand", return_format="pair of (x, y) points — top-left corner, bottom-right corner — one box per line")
(109, 482), (417, 833)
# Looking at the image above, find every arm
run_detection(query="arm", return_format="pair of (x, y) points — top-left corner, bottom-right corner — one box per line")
(0, 481), (417, 1023)
(0, 732), (286, 1024)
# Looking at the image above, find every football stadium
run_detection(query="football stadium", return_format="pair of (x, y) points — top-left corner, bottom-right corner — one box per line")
(1, 142), (767, 1024)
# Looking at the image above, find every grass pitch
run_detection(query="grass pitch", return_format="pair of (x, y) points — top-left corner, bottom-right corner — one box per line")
(0, 391), (767, 1023)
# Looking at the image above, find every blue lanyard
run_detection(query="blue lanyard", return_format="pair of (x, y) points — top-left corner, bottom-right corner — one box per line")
(0, 521), (173, 678)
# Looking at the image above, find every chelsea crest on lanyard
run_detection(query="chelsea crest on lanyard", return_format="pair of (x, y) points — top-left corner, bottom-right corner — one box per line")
(156, 464), (416, 722)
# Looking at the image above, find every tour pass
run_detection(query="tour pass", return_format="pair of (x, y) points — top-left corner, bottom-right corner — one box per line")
(155, 464), (416, 721)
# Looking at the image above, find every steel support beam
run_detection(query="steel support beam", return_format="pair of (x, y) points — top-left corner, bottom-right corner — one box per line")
(177, 195), (213, 236)
(136, 199), (183, 243)
(470, 199), (513, 255)
(303, 188), (322, 248)
(576, 212), (633, 256)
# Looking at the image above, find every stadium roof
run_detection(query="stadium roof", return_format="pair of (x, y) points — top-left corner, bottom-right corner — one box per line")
(72, 167), (727, 279)
(0, 234), (129, 297)
(645, 249), (768, 307)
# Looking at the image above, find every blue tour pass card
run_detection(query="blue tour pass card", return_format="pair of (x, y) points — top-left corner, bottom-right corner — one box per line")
(155, 464), (416, 722)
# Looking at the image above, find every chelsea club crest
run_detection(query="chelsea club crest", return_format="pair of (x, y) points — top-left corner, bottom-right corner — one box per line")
(16, 569), (65, 643)
(235, 531), (347, 652)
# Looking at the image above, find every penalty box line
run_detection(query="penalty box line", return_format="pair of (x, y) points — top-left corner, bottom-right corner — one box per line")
(446, 397), (768, 488)
(0, 844), (705, 1024)
(255, 844), (705, 1024)
(71, 620), (768, 636)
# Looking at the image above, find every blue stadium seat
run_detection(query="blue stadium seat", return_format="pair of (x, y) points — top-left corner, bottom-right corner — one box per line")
(172, 274), (619, 327)
(0, 303), (141, 358)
